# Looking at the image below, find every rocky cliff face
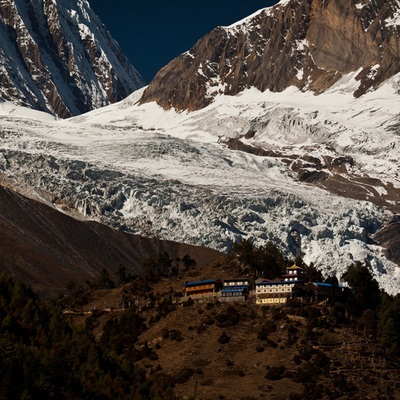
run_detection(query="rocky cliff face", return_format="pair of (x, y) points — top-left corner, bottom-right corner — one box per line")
(0, 0), (144, 118)
(140, 0), (400, 111)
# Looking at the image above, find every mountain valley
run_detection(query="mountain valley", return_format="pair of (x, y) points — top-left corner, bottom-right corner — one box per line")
(1, 0), (400, 399)
(0, 0), (399, 293)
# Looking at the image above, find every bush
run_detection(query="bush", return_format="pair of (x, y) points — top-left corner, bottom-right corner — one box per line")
(256, 345), (265, 353)
(196, 324), (207, 334)
(298, 345), (316, 361)
(161, 328), (170, 339)
(293, 354), (302, 365)
(265, 338), (278, 348)
(312, 351), (331, 371)
(265, 365), (286, 380)
(218, 331), (230, 344)
(216, 306), (241, 327)
(202, 315), (215, 326)
(169, 329), (183, 341)
(257, 322), (277, 340)
(174, 368), (195, 384)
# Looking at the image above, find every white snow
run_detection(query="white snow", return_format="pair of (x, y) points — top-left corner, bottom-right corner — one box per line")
(385, 0), (400, 28)
(277, 0), (291, 7)
(0, 67), (400, 294)
(0, 100), (57, 122)
(296, 68), (304, 81)
(225, 8), (270, 30)
(366, 64), (380, 80)
(355, 3), (367, 11)
(224, 0), (283, 32)
(0, 0), (144, 117)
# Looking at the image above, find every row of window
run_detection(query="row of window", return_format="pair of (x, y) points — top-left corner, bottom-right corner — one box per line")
(256, 287), (293, 293)
(256, 286), (293, 293)
(224, 282), (250, 286)
(221, 292), (245, 297)
(256, 298), (287, 304)
(257, 292), (290, 299)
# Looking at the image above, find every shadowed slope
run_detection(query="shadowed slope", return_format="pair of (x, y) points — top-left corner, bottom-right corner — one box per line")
(0, 185), (220, 298)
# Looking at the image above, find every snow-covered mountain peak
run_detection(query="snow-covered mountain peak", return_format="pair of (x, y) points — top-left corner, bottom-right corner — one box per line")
(139, 0), (400, 112)
(0, 0), (144, 118)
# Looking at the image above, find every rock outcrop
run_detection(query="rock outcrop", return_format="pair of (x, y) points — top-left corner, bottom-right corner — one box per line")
(140, 0), (400, 111)
(0, 0), (144, 118)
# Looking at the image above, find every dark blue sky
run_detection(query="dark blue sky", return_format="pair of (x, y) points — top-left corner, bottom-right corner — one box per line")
(90, 1), (279, 83)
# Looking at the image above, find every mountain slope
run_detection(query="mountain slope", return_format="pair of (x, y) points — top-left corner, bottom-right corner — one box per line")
(0, 0), (144, 118)
(139, 0), (400, 111)
(0, 0), (399, 295)
(0, 184), (220, 298)
(0, 79), (399, 294)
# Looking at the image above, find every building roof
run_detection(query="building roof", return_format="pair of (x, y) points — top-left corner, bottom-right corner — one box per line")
(221, 286), (248, 292)
(287, 265), (303, 270)
(312, 282), (346, 289)
(255, 278), (273, 283)
(221, 287), (247, 294)
(256, 280), (288, 286)
(184, 279), (221, 287)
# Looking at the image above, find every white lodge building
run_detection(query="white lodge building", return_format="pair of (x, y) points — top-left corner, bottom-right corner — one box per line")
(255, 265), (304, 305)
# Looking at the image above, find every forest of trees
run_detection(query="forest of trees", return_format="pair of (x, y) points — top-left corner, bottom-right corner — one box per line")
(0, 272), (176, 400)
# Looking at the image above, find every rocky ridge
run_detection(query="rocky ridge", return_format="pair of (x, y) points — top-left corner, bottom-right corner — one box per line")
(0, 0), (144, 118)
(140, 0), (400, 111)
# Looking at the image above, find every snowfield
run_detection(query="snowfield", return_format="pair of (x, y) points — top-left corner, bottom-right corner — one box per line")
(0, 71), (399, 294)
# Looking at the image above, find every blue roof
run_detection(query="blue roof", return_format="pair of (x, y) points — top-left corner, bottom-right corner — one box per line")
(222, 287), (247, 293)
(312, 282), (346, 289)
(185, 279), (220, 287)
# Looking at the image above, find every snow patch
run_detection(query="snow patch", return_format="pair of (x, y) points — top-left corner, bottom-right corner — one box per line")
(385, 0), (400, 28)
(366, 64), (380, 80)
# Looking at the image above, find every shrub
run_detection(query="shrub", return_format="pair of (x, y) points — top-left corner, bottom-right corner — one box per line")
(265, 365), (286, 380)
(161, 328), (170, 339)
(202, 315), (215, 326)
(298, 345), (316, 361)
(196, 324), (207, 334)
(312, 351), (331, 371)
(265, 338), (278, 348)
(218, 331), (230, 344)
(216, 306), (240, 327)
(169, 329), (183, 341)
(293, 354), (302, 365)
(257, 322), (277, 340)
(174, 368), (195, 384)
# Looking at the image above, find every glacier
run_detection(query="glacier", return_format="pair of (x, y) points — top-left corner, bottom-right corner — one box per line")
(0, 69), (399, 294)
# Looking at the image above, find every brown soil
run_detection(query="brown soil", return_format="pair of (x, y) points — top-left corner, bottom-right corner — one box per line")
(66, 262), (400, 400)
